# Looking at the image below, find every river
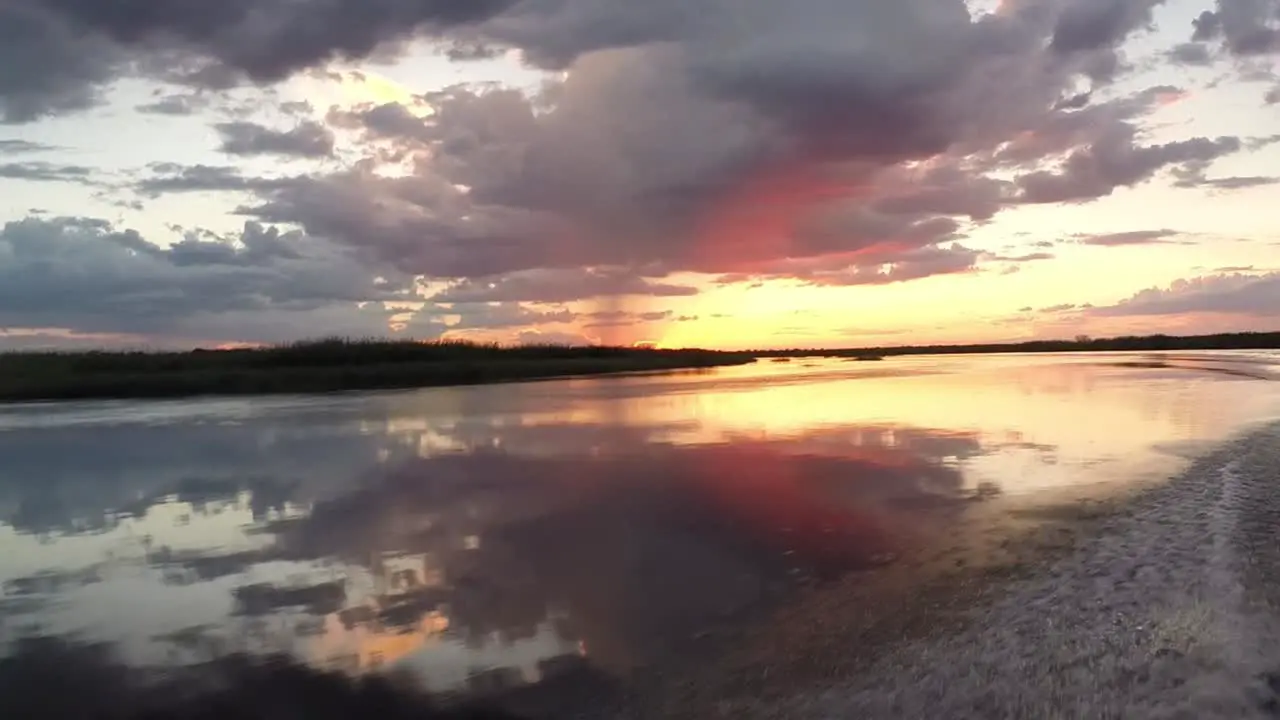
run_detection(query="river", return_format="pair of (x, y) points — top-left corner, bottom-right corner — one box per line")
(2, 351), (1278, 709)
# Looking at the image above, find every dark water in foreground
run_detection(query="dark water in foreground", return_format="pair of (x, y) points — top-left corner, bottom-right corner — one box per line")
(2, 351), (1279, 708)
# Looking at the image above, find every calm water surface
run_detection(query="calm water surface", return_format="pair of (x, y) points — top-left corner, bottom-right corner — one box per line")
(2, 351), (1278, 698)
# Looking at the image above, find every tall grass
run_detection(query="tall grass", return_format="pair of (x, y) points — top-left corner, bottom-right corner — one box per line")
(0, 338), (756, 402)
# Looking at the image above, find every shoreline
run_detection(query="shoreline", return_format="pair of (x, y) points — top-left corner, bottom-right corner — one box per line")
(0, 343), (756, 403)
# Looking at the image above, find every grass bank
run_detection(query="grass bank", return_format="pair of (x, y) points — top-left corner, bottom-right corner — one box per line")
(0, 339), (757, 403)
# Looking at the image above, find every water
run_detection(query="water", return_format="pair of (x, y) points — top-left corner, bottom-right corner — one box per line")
(1, 351), (1278, 702)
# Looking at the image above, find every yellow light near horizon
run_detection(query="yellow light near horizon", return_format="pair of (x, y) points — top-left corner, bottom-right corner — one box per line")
(290, 66), (430, 118)
(343, 70), (422, 109)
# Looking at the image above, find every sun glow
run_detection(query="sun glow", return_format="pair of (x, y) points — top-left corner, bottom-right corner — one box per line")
(289, 66), (431, 117)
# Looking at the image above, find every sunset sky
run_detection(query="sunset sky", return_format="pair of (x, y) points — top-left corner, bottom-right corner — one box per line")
(1, 0), (1278, 350)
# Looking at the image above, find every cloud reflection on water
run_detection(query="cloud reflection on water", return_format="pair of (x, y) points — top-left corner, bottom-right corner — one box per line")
(1, 353), (1278, 699)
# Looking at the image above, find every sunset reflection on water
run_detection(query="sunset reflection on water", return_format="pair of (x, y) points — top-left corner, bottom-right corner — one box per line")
(1, 351), (1278, 701)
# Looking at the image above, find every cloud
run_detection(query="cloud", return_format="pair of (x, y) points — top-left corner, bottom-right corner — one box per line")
(0, 328), (152, 352)
(0, 213), (697, 347)
(1015, 130), (1242, 204)
(1049, 0), (1162, 54)
(216, 121), (335, 158)
(1167, 41), (1215, 65)
(135, 164), (296, 197)
(513, 329), (598, 346)
(1076, 229), (1187, 246)
(279, 100), (315, 116)
(6, 1), (1222, 286)
(4, 0), (1270, 347)
(232, 7), (1241, 288)
(136, 93), (210, 116)
(1188, 2), (1280, 56)
(446, 303), (575, 330)
(985, 251), (1056, 262)
(0, 0), (522, 123)
(0, 162), (98, 184)
(326, 102), (433, 144)
(248, 70), (1225, 285)
(0, 139), (59, 154)
(721, 244), (981, 288)
(583, 310), (674, 329)
(0, 216), (415, 344)
(1181, 174), (1280, 189)
(0, 3), (124, 123)
(1184, 1), (1280, 101)
(429, 268), (700, 304)
(1092, 272), (1280, 317)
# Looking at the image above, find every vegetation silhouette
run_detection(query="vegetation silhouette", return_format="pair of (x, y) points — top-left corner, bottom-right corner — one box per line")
(752, 331), (1280, 358)
(0, 338), (755, 402)
(2, 331), (1275, 402)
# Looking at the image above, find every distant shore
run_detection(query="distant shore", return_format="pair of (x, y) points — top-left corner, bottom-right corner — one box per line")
(756, 330), (1280, 360)
(0, 339), (756, 403)
(5, 331), (1276, 403)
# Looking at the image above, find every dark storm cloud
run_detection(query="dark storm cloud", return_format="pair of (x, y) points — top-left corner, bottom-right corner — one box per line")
(5, 0), (1268, 336)
(0, 211), (627, 346)
(238, 3), (1242, 285)
(216, 121), (335, 158)
(1092, 272), (1280, 317)
(1182, 3), (1280, 104)
(27, 0), (518, 80)
(260, 82), (1226, 280)
(1050, 0), (1161, 53)
(0, 0), (518, 122)
(0, 3), (124, 123)
(0, 215), (414, 343)
(1189, 1), (1280, 55)
(241, 169), (579, 278)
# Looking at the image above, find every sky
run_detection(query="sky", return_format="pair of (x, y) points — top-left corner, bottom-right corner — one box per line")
(0, 0), (1278, 351)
